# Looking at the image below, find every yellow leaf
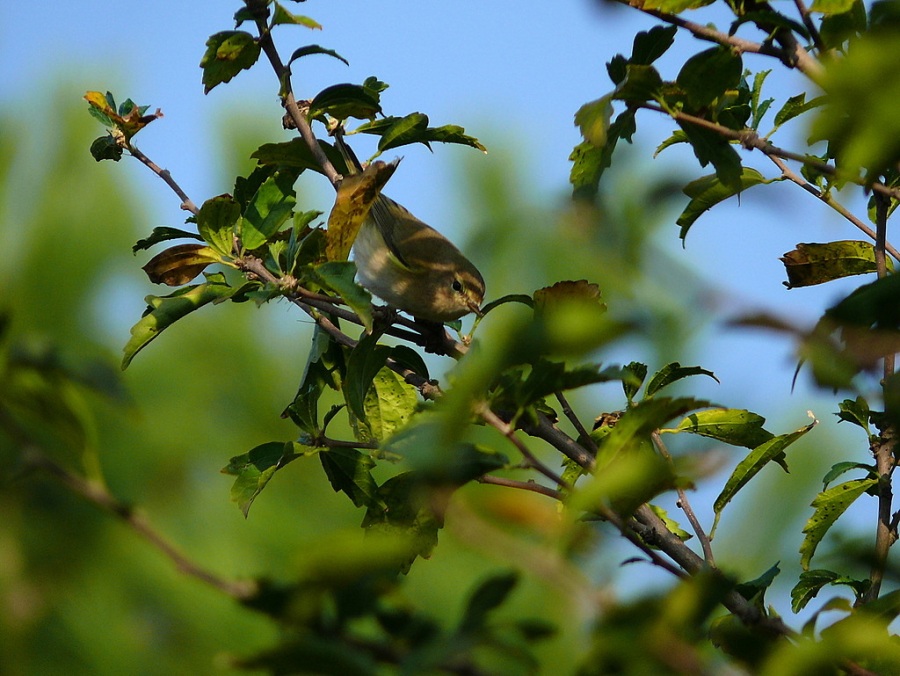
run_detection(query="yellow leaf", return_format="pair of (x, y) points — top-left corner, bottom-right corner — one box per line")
(325, 160), (398, 261)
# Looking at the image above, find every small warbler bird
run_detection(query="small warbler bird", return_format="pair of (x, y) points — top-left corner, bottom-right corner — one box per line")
(352, 195), (485, 323)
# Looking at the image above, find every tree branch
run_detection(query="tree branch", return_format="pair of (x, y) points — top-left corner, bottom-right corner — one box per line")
(127, 143), (199, 215)
(23, 448), (255, 600)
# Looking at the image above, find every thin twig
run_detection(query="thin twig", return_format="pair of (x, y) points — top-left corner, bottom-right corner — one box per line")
(860, 192), (898, 605)
(555, 391), (598, 454)
(768, 155), (900, 262)
(792, 0), (826, 53)
(652, 431), (716, 566)
(637, 102), (900, 202)
(480, 406), (571, 489)
(624, 1), (824, 82)
(127, 144), (199, 215)
(522, 414), (596, 470)
(477, 474), (563, 500)
(23, 448), (255, 600)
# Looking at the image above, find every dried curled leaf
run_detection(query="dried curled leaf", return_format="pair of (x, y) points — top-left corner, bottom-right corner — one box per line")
(326, 159), (399, 261)
(142, 244), (221, 286)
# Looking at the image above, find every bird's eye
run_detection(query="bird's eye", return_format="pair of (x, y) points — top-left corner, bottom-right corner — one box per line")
(451, 279), (463, 292)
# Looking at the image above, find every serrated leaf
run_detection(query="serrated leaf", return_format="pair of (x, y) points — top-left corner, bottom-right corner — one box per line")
(196, 194), (239, 256)
(596, 397), (712, 469)
(631, 25), (678, 65)
(791, 569), (869, 612)
(649, 504), (692, 541)
(677, 168), (778, 240)
(200, 31), (261, 94)
(672, 408), (774, 449)
(800, 478), (877, 569)
(569, 110), (635, 200)
(773, 93), (826, 129)
(654, 130), (688, 157)
(781, 240), (887, 288)
(223, 441), (304, 517)
(319, 446), (382, 509)
(271, 2), (321, 28)
(240, 171), (297, 251)
(141, 244), (221, 286)
(288, 44), (349, 66)
(122, 275), (235, 368)
(574, 97), (614, 148)
(645, 362), (718, 397)
(821, 461), (875, 488)
(308, 83), (382, 122)
(641, 0), (715, 10)
(835, 396), (871, 432)
(84, 90), (161, 139)
(459, 572), (519, 632)
(713, 420), (816, 535)
(622, 361), (648, 403)
(251, 138), (349, 176)
(361, 367), (418, 442)
(676, 47), (742, 109)
(132, 227), (203, 253)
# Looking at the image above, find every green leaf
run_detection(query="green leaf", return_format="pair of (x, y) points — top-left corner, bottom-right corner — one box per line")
(308, 83), (382, 122)
(516, 360), (632, 409)
(749, 70), (773, 129)
(810, 0), (857, 14)
(251, 138), (349, 176)
(574, 96), (614, 147)
(569, 110), (636, 201)
(730, 11), (810, 40)
(89, 134), (123, 162)
(645, 362), (718, 397)
(613, 64), (664, 103)
(781, 240), (888, 288)
(240, 171), (297, 250)
(223, 441), (303, 517)
(459, 572), (519, 632)
(641, 0), (715, 10)
(307, 261), (374, 331)
(631, 25), (678, 65)
(676, 168), (778, 240)
(791, 569), (869, 613)
(122, 275), (236, 368)
(344, 333), (392, 424)
(196, 194), (239, 257)
(835, 396), (872, 433)
(671, 408), (774, 449)
(735, 562), (781, 606)
(361, 471), (441, 573)
(772, 93), (826, 129)
(821, 461), (875, 488)
(354, 114), (486, 154)
(654, 130), (688, 156)
(649, 504), (692, 541)
(361, 367), (418, 442)
(288, 44), (349, 66)
(319, 446), (383, 509)
(133, 226), (203, 253)
(271, 2), (321, 28)
(676, 47), (743, 109)
(596, 397), (712, 469)
(677, 123), (743, 191)
(713, 419), (817, 535)
(622, 361), (647, 403)
(825, 272), (900, 329)
(200, 31), (261, 94)
(800, 478), (877, 569)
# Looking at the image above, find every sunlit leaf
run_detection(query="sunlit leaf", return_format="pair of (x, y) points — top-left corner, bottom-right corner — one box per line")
(306, 260), (373, 331)
(196, 194), (240, 257)
(782, 240), (887, 288)
(240, 171), (297, 250)
(122, 274), (236, 368)
(671, 408), (774, 449)
(200, 31), (261, 94)
(325, 160), (398, 262)
(713, 419), (817, 536)
(677, 168), (778, 240)
(800, 478), (877, 569)
(271, 2), (321, 28)
(361, 366), (418, 442)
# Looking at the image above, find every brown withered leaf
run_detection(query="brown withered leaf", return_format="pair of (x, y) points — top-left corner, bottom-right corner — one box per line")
(142, 244), (221, 286)
(325, 159), (399, 262)
(532, 280), (604, 315)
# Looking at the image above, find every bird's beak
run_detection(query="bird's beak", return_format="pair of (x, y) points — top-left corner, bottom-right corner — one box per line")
(469, 300), (484, 318)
